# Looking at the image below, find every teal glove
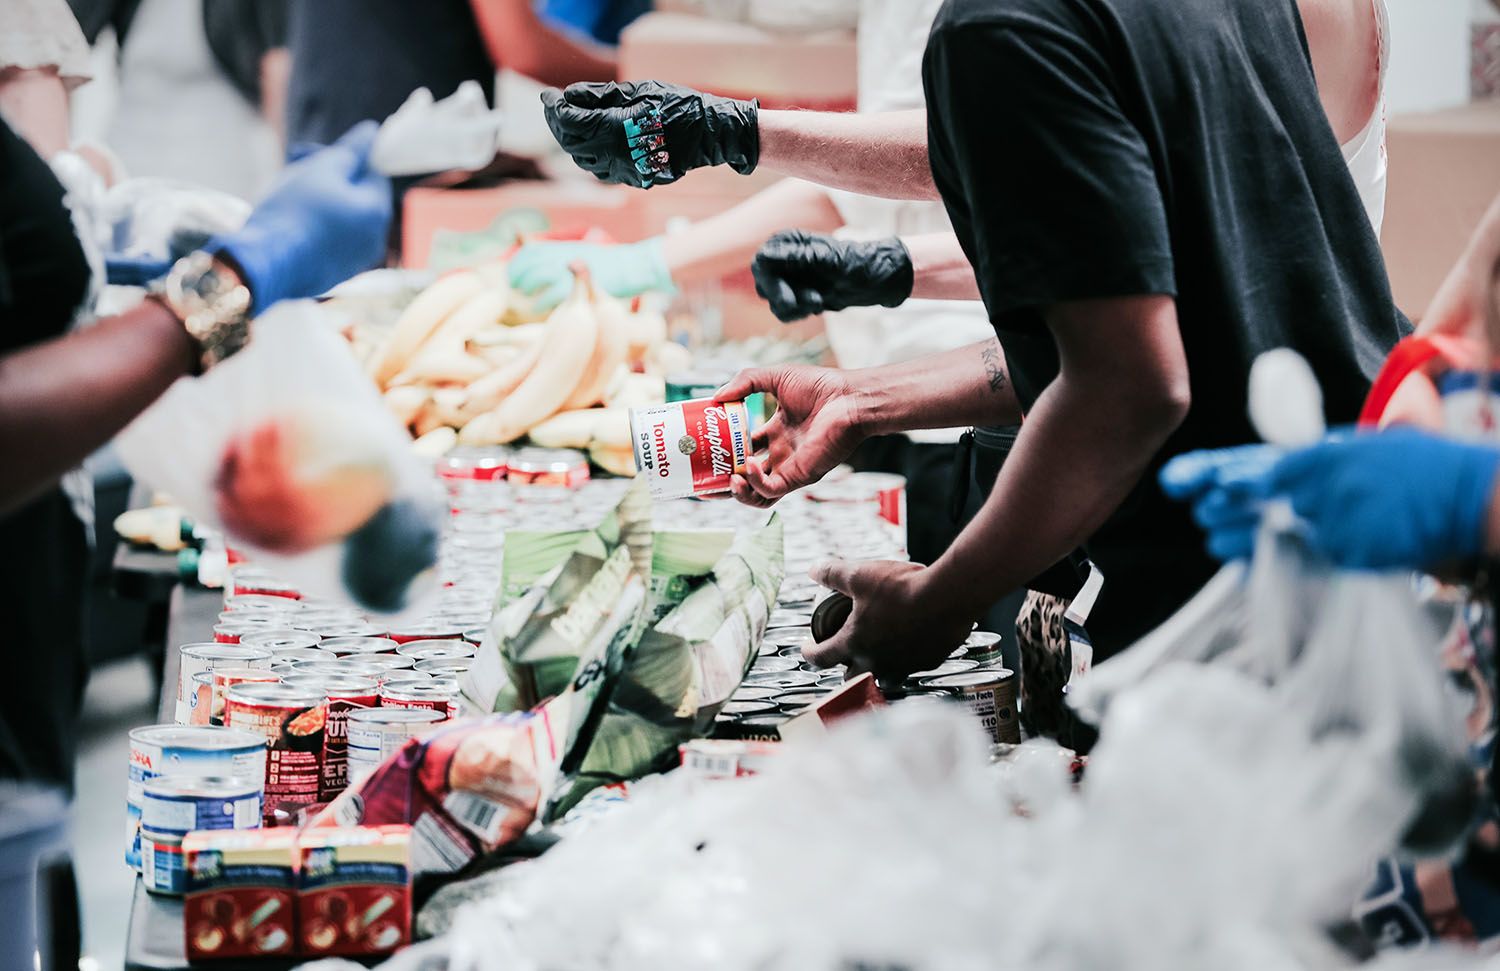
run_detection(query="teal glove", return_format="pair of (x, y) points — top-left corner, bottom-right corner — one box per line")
(507, 237), (675, 312)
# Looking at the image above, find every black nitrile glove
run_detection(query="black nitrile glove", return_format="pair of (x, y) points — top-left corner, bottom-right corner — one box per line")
(540, 80), (759, 188)
(752, 230), (914, 322)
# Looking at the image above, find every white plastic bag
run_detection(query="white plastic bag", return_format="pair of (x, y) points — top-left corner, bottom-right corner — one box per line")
(1073, 510), (1475, 863)
(371, 82), (504, 178)
(114, 302), (443, 612)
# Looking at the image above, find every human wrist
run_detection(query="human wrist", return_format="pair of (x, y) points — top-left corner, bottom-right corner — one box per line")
(913, 551), (993, 623)
(634, 237), (677, 294)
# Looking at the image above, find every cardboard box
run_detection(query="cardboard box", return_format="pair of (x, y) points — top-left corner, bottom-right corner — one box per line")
(297, 825), (411, 957)
(618, 12), (856, 111)
(1382, 98), (1500, 318)
(183, 829), (298, 961)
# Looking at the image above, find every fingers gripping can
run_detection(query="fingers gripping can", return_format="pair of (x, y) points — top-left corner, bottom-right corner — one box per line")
(629, 398), (751, 499)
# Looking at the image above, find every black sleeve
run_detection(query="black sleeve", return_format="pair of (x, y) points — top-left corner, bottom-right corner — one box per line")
(923, 17), (1175, 329)
(202, 0), (289, 108)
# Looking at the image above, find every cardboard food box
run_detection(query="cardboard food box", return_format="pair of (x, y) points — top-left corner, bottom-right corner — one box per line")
(617, 12), (856, 112)
(1382, 97), (1500, 318)
(297, 825), (412, 957)
(183, 829), (298, 961)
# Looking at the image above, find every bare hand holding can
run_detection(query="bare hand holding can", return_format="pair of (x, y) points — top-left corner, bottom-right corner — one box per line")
(805, 558), (974, 682)
(714, 365), (869, 508)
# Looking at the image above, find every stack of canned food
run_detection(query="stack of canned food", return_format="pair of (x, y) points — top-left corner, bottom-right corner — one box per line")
(133, 445), (972, 895)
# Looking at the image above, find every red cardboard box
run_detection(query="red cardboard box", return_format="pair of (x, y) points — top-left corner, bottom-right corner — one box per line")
(297, 825), (412, 957)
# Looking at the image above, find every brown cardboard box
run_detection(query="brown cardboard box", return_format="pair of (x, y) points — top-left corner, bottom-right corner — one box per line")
(618, 12), (856, 111)
(1382, 98), (1500, 319)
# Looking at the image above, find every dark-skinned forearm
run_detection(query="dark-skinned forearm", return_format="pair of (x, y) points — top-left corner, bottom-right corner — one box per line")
(917, 298), (1190, 617)
(0, 300), (196, 515)
(852, 339), (1022, 434)
(919, 366), (1187, 617)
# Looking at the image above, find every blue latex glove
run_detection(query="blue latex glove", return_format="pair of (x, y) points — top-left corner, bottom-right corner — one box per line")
(507, 237), (675, 312)
(1162, 429), (1500, 569)
(1160, 444), (1284, 562)
(211, 121), (391, 313)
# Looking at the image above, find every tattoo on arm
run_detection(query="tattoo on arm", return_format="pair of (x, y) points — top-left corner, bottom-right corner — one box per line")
(979, 340), (1007, 393)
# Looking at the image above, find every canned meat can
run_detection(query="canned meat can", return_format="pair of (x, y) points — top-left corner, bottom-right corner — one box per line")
(279, 675), (379, 801)
(177, 644), (274, 725)
(920, 669), (1020, 744)
(378, 678), (459, 718)
(126, 725), (266, 869)
(346, 708), (447, 785)
(628, 398), (751, 499)
(141, 828), (187, 895)
(317, 636), (399, 657)
(507, 446), (590, 487)
(224, 683), (327, 825)
(395, 639), (474, 660)
(208, 668), (281, 726)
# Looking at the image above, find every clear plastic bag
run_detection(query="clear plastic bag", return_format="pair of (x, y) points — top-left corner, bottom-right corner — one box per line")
(113, 301), (443, 612)
(1073, 507), (1475, 864)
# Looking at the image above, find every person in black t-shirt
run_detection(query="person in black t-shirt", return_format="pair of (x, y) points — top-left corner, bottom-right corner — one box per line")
(534, 0), (1409, 677)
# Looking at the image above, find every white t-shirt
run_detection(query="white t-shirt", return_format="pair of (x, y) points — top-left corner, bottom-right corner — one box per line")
(821, 0), (1390, 443)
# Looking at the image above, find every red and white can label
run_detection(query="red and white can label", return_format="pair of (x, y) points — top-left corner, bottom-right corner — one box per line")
(630, 398), (751, 499)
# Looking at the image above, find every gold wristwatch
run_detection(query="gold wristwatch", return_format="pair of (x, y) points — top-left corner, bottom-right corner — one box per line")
(148, 251), (253, 373)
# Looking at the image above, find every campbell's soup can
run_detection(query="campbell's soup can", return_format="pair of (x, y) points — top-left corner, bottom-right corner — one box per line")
(346, 708), (447, 785)
(222, 594), (297, 613)
(378, 678), (459, 718)
(208, 668), (282, 727)
(628, 398), (751, 499)
(356, 654), (419, 678)
(385, 622), (467, 644)
(279, 674), (379, 801)
(269, 647), (325, 666)
(395, 639), (474, 660)
(240, 630), (321, 654)
(317, 636), (399, 657)
(126, 725), (265, 869)
(224, 682), (327, 825)
(177, 644), (274, 725)
(291, 659), (387, 681)
(438, 444), (510, 482)
(508, 446), (590, 487)
(213, 621), (276, 644)
(414, 657), (471, 676)
(920, 669), (1020, 744)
